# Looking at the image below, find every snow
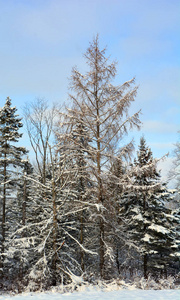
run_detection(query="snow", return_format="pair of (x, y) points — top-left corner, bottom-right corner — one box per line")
(142, 233), (152, 242)
(148, 223), (169, 234)
(133, 213), (143, 221)
(0, 289), (179, 300)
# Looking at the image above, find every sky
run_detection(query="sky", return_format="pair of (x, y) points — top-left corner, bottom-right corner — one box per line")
(0, 0), (179, 183)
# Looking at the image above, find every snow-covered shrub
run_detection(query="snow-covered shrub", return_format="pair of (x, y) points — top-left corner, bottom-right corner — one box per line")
(134, 275), (178, 290)
(134, 276), (159, 290)
(158, 276), (176, 289)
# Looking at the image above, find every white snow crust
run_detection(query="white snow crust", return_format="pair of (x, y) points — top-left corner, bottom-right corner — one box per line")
(0, 289), (179, 300)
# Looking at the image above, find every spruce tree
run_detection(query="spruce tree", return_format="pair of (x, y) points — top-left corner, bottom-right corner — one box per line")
(0, 97), (27, 280)
(125, 136), (179, 278)
(55, 112), (97, 274)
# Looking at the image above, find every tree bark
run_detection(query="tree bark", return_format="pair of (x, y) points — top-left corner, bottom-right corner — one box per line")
(22, 174), (27, 226)
(80, 207), (84, 272)
(1, 143), (7, 277)
(52, 165), (58, 285)
(144, 253), (148, 279)
(96, 93), (104, 278)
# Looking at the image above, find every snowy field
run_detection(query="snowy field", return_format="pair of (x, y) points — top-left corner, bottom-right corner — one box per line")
(0, 289), (179, 300)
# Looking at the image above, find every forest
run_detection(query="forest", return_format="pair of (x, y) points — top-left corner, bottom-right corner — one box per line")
(0, 37), (179, 293)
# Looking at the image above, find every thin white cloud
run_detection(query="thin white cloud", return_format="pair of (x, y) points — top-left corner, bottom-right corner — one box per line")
(138, 67), (180, 103)
(142, 121), (179, 134)
(151, 142), (174, 150)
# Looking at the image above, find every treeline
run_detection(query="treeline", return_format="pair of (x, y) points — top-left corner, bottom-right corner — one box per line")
(0, 37), (179, 292)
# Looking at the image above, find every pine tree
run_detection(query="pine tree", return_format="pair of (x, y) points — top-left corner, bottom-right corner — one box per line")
(0, 97), (27, 281)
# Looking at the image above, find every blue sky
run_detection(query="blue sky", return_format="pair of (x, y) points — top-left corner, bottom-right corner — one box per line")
(0, 0), (180, 181)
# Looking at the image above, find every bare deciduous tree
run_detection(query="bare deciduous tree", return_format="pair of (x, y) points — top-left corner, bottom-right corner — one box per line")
(23, 98), (58, 185)
(56, 35), (141, 277)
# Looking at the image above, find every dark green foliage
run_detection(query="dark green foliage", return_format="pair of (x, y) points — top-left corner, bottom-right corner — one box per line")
(0, 97), (28, 284)
(124, 137), (180, 278)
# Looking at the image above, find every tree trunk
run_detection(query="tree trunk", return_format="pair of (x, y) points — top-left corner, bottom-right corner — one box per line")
(144, 253), (148, 279)
(19, 172), (27, 281)
(96, 113), (104, 278)
(1, 145), (7, 274)
(80, 208), (84, 272)
(43, 147), (47, 185)
(79, 172), (84, 271)
(116, 248), (120, 274)
(93, 42), (105, 277)
(52, 176), (57, 285)
(22, 174), (27, 226)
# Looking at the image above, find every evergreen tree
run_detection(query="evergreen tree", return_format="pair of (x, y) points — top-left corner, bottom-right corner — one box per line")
(125, 137), (179, 278)
(0, 97), (27, 281)
(67, 120), (93, 271)
(105, 157), (127, 277)
(106, 156), (139, 278)
(55, 113), (98, 275)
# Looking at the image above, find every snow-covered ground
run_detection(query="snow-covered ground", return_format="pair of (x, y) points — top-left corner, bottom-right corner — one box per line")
(0, 289), (179, 300)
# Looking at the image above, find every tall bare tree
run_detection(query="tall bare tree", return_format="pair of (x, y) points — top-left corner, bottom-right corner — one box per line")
(23, 98), (57, 185)
(57, 35), (141, 278)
